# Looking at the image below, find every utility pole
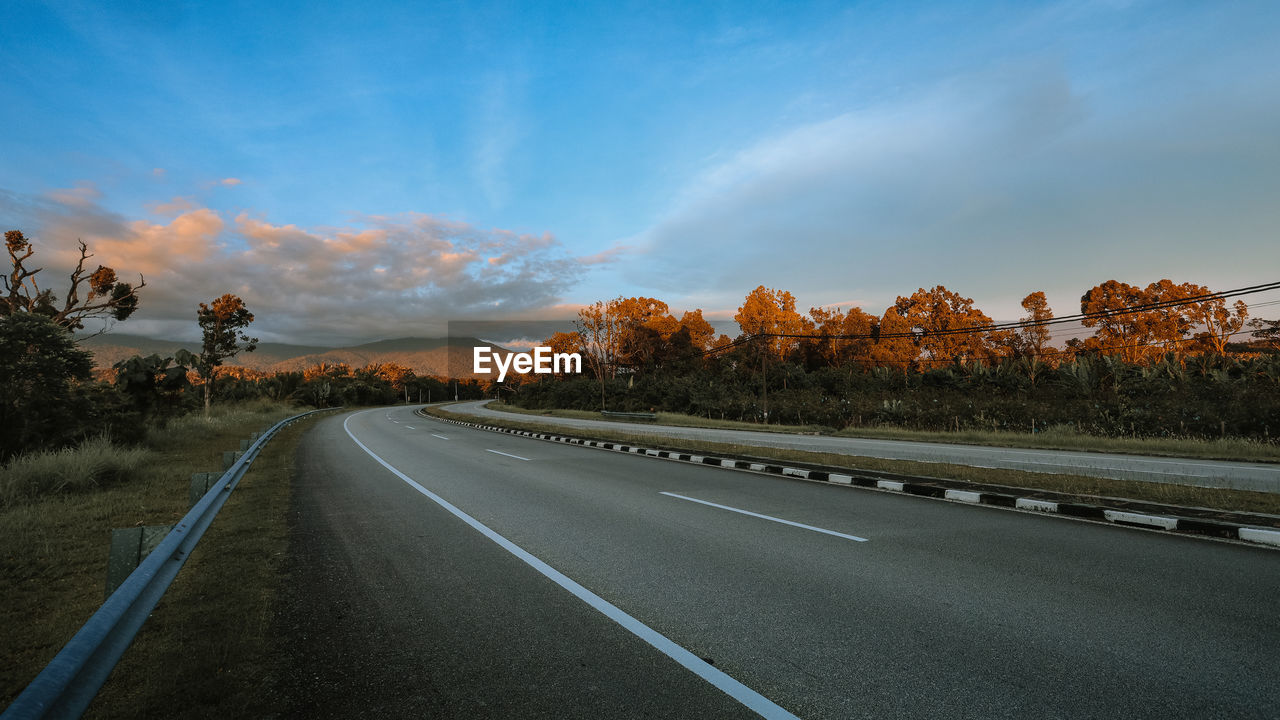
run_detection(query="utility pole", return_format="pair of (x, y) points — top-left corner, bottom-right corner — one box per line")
(761, 338), (768, 424)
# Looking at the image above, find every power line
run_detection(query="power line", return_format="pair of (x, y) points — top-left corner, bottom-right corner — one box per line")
(753, 280), (1280, 342)
(599, 281), (1280, 368)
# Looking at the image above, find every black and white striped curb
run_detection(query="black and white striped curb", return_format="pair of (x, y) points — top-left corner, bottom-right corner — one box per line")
(418, 409), (1280, 550)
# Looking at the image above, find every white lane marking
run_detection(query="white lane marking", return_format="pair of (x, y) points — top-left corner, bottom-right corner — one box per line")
(342, 414), (798, 720)
(486, 449), (531, 461)
(660, 492), (868, 543)
(431, 433), (450, 440)
(406, 426), (416, 430)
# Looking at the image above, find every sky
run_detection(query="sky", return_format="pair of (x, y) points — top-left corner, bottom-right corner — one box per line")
(2, 0), (1279, 345)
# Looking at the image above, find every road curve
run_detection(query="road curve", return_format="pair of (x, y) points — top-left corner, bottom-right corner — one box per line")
(442, 401), (1280, 492)
(274, 406), (1279, 719)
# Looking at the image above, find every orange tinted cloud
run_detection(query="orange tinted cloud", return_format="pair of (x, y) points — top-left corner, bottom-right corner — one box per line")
(148, 196), (198, 216)
(45, 182), (102, 209)
(22, 189), (584, 342)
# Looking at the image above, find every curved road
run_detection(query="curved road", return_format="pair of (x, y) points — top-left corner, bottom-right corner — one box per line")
(273, 407), (1279, 718)
(442, 401), (1280, 493)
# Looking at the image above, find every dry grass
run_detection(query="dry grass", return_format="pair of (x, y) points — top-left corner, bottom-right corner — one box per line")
(487, 402), (1280, 464)
(1, 437), (152, 506)
(0, 401), (306, 716)
(434, 406), (1280, 516)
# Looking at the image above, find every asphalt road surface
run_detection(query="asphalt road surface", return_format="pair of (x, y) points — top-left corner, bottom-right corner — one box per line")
(275, 406), (1279, 719)
(443, 400), (1280, 493)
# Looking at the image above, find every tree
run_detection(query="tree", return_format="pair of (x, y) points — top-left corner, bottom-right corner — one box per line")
(734, 286), (806, 421)
(865, 307), (917, 369)
(0, 312), (95, 459)
(735, 286), (805, 360)
(2, 230), (144, 332)
(1080, 280), (1154, 364)
(893, 286), (995, 367)
(196, 294), (258, 412)
(676, 310), (715, 354)
(1182, 288), (1248, 356)
(804, 306), (877, 368)
(112, 351), (195, 417)
(575, 300), (620, 410)
(1080, 279), (1230, 363)
(1249, 317), (1280, 352)
(612, 296), (677, 370)
(1016, 291), (1055, 358)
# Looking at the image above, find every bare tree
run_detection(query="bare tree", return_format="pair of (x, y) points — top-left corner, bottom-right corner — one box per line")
(2, 230), (145, 333)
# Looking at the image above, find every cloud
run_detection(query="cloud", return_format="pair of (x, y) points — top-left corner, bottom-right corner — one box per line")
(626, 56), (1280, 319)
(8, 189), (586, 344)
(45, 182), (103, 209)
(147, 196), (198, 216)
(219, 177), (242, 186)
(575, 243), (631, 266)
(471, 73), (524, 209)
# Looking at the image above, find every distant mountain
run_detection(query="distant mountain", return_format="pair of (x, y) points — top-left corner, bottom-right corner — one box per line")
(78, 334), (508, 378)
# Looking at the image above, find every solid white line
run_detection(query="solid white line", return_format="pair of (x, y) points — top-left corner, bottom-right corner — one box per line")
(660, 492), (868, 542)
(431, 433), (450, 440)
(486, 449), (531, 461)
(342, 414), (797, 719)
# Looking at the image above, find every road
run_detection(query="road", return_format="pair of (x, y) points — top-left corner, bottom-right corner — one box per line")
(273, 407), (1278, 719)
(442, 400), (1280, 492)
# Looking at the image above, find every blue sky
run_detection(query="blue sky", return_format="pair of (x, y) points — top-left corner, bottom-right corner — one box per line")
(2, 1), (1278, 344)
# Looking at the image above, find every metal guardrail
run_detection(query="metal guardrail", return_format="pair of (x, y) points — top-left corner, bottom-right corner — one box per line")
(2, 407), (336, 720)
(601, 410), (657, 420)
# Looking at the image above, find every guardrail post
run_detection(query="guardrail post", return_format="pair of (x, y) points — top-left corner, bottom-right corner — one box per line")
(189, 472), (220, 508)
(105, 525), (174, 598)
(222, 450), (244, 470)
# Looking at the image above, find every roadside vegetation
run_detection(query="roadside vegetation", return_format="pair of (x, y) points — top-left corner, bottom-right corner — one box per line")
(494, 284), (1280, 462)
(1, 229), (479, 714)
(427, 405), (1280, 517)
(0, 400), (305, 714)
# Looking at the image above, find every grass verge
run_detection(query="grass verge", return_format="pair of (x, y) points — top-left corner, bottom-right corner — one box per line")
(0, 401), (312, 717)
(487, 401), (1280, 464)
(433, 406), (1280, 516)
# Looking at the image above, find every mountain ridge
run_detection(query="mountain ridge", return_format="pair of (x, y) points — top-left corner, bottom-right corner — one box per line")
(78, 334), (507, 377)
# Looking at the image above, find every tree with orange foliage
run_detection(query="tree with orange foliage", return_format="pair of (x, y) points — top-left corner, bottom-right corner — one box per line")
(734, 286), (805, 360)
(1016, 291), (1055, 359)
(734, 286), (806, 421)
(1180, 286), (1248, 356)
(1080, 279), (1236, 363)
(196, 293), (257, 413)
(612, 296), (677, 369)
(304, 362), (352, 381)
(893, 286), (994, 367)
(865, 307), (917, 368)
(1079, 280), (1151, 363)
(676, 309), (715, 354)
(805, 306), (877, 367)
